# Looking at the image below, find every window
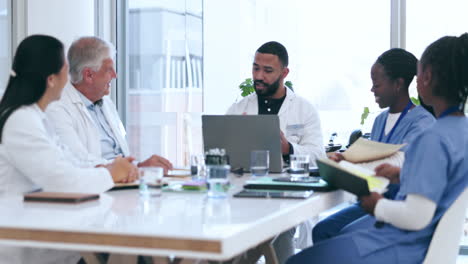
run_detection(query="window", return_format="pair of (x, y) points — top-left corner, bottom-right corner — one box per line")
(119, 0), (467, 164)
(406, 0), (468, 59)
(0, 0), (11, 94)
(406, 0), (468, 113)
(122, 0), (203, 165)
(205, 0), (390, 146)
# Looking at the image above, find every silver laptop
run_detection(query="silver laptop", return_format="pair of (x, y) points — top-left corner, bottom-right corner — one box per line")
(202, 115), (283, 173)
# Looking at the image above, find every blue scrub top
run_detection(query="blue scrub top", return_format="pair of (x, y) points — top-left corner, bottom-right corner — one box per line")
(351, 115), (468, 263)
(370, 106), (435, 150)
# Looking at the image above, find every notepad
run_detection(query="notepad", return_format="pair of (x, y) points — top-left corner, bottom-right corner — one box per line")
(110, 182), (162, 191)
(24, 192), (100, 204)
(166, 169), (191, 177)
(317, 158), (389, 196)
(342, 138), (405, 163)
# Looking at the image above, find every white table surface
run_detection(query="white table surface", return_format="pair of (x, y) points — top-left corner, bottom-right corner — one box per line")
(0, 174), (347, 261)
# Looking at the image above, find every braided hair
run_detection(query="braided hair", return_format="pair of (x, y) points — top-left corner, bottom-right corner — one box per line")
(420, 33), (468, 111)
(376, 48), (418, 90)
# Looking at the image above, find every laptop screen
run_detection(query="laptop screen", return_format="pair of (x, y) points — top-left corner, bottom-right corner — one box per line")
(202, 115), (283, 173)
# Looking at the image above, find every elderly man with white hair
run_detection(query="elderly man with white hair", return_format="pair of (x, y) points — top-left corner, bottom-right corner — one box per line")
(47, 36), (173, 172)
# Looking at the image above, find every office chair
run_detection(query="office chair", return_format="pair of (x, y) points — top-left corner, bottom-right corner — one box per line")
(423, 187), (468, 264)
(346, 129), (363, 148)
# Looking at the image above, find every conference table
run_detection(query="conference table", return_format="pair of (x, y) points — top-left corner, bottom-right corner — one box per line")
(0, 174), (350, 264)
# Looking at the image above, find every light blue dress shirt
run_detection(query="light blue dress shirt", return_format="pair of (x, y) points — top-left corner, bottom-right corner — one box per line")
(78, 93), (123, 160)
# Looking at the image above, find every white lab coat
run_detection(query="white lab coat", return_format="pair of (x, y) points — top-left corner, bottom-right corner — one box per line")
(0, 104), (114, 264)
(226, 87), (325, 166)
(0, 104), (114, 195)
(227, 88), (324, 250)
(46, 84), (129, 165)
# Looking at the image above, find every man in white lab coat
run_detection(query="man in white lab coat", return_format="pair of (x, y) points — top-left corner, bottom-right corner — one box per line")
(47, 36), (173, 172)
(227, 41), (325, 264)
(226, 41), (324, 165)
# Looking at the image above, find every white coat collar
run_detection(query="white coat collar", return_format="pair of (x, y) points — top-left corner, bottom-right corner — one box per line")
(32, 103), (46, 118)
(63, 83), (130, 157)
(245, 86), (295, 115)
(276, 87), (295, 116)
(65, 84), (99, 108)
(65, 83), (86, 104)
(64, 84), (98, 126)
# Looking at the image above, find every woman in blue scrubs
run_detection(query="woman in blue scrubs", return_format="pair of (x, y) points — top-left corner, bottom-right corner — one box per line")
(288, 33), (468, 264)
(313, 48), (436, 243)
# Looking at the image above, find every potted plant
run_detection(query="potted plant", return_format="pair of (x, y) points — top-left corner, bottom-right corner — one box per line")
(239, 78), (294, 97)
(360, 96), (421, 125)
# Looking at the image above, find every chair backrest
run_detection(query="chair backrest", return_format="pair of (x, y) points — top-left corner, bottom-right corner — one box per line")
(347, 129), (362, 148)
(423, 187), (468, 264)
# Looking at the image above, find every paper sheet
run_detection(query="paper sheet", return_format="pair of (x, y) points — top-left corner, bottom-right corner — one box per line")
(342, 138), (405, 163)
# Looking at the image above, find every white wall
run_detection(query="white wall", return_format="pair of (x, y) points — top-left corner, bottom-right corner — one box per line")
(19, 0), (252, 116)
(203, 0), (242, 114)
(26, 0), (95, 49)
(0, 0), (10, 92)
(21, 0), (116, 98)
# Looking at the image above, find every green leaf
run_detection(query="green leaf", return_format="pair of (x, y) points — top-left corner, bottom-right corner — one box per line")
(239, 78), (294, 97)
(360, 107), (370, 125)
(410, 96), (420, 105)
(239, 78), (255, 97)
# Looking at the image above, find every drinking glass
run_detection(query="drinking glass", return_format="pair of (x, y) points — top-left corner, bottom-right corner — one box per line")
(139, 166), (164, 198)
(289, 154), (310, 178)
(190, 154), (206, 180)
(206, 164), (230, 198)
(250, 150), (269, 177)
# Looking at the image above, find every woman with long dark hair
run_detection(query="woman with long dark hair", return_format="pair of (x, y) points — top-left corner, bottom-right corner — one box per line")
(0, 35), (136, 263)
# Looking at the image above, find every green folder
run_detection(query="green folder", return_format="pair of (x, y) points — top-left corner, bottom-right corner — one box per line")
(316, 157), (391, 197)
(244, 176), (333, 192)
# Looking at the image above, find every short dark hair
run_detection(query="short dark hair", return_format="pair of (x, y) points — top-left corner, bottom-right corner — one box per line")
(256, 41), (289, 67)
(375, 48), (418, 90)
(0, 35), (65, 142)
(420, 33), (468, 110)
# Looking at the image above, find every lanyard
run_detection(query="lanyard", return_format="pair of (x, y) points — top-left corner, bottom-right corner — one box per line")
(438, 105), (461, 119)
(378, 100), (413, 143)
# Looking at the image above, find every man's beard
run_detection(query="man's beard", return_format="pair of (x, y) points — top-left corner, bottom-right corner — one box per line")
(254, 76), (281, 97)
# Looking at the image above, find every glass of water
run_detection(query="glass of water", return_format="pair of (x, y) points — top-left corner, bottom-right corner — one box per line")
(289, 154), (310, 178)
(250, 150), (269, 177)
(190, 154), (206, 180)
(139, 166), (164, 198)
(206, 164), (230, 198)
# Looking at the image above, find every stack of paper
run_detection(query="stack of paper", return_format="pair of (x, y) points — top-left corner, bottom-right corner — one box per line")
(342, 138), (405, 163)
